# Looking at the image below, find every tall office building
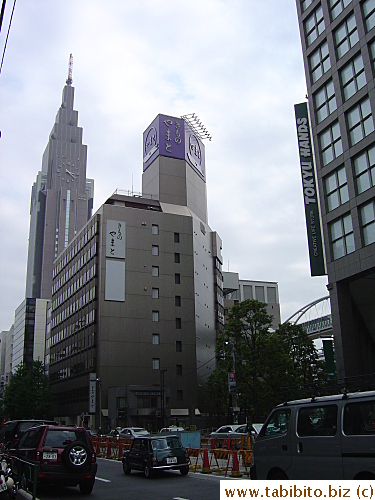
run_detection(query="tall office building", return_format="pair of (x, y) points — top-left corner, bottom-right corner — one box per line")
(295, 0), (375, 379)
(26, 62), (94, 300)
(46, 114), (223, 430)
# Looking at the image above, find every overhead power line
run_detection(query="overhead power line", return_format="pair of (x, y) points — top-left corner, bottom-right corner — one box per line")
(0, 0), (17, 76)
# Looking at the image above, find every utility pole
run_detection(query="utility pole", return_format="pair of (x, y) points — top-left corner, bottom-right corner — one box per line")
(96, 378), (102, 430)
(160, 369), (167, 429)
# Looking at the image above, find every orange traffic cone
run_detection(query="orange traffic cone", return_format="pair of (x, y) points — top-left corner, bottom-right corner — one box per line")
(231, 450), (241, 477)
(226, 438), (230, 450)
(202, 448), (210, 474)
(118, 439), (123, 457)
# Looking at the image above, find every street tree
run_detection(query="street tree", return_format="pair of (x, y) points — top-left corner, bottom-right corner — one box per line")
(2, 361), (54, 420)
(276, 322), (327, 398)
(219, 299), (275, 420)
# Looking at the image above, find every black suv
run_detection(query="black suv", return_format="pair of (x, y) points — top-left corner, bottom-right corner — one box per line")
(8, 425), (97, 494)
(0, 420), (57, 449)
(122, 435), (189, 478)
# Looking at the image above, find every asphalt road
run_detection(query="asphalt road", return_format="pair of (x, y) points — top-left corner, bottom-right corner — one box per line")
(35, 457), (227, 499)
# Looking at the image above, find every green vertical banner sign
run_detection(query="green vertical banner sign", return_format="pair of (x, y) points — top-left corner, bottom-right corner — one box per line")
(294, 103), (326, 276)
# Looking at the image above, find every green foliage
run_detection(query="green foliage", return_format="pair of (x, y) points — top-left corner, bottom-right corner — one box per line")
(206, 300), (328, 422)
(2, 361), (54, 420)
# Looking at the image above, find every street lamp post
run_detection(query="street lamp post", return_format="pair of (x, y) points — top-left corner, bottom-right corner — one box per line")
(160, 369), (167, 429)
(96, 378), (102, 430)
(226, 341), (239, 424)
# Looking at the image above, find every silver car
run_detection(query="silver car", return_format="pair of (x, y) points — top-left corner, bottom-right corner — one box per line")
(119, 427), (150, 439)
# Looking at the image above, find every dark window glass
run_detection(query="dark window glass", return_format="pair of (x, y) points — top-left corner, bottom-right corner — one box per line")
(176, 341), (182, 352)
(343, 400), (375, 434)
(175, 295), (181, 307)
(262, 409), (291, 436)
(174, 253), (180, 263)
(174, 232), (180, 243)
(297, 405), (338, 436)
(176, 318), (182, 329)
(175, 273), (180, 284)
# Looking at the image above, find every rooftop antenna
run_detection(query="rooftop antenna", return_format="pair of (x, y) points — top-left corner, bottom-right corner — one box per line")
(66, 53), (73, 86)
(181, 113), (212, 141)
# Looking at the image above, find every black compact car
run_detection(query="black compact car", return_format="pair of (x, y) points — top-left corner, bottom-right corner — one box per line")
(122, 435), (190, 478)
(8, 425), (97, 494)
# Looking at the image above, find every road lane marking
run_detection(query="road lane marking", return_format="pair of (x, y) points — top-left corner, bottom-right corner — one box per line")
(95, 477), (111, 482)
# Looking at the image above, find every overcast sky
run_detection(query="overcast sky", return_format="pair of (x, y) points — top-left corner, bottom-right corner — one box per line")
(0, 0), (329, 333)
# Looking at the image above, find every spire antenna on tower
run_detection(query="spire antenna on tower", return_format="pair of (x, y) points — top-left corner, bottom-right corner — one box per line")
(66, 53), (73, 85)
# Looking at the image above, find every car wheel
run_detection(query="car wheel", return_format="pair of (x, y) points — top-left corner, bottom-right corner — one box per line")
(123, 462), (131, 475)
(180, 466), (189, 476)
(270, 470), (288, 480)
(79, 480), (94, 495)
(144, 463), (153, 479)
(62, 441), (90, 470)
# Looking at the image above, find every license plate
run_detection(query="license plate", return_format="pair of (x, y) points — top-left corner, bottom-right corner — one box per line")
(0, 482), (6, 492)
(43, 452), (57, 460)
(167, 457), (177, 464)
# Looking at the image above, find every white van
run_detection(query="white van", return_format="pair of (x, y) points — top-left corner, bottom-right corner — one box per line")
(250, 390), (375, 480)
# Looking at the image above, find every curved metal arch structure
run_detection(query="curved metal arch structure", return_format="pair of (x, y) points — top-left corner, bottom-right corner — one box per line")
(284, 295), (331, 325)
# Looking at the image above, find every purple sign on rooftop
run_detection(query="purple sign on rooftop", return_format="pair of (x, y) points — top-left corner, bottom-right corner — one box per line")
(143, 113), (206, 182)
(185, 123), (205, 181)
(143, 114), (185, 170)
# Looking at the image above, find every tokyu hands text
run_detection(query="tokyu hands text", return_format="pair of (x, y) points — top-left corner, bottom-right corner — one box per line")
(220, 481), (375, 500)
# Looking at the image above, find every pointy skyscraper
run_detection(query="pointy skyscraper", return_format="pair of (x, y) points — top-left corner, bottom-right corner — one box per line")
(26, 55), (94, 299)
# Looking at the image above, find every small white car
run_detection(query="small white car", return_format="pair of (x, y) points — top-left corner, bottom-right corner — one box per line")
(119, 427), (150, 439)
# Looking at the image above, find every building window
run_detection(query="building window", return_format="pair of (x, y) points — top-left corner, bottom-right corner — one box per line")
(152, 245), (159, 256)
(329, 0), (352, 20)
(334, 13), (359, 59)
(305, 5), (325, 46)
(340, 54), (366, 101)
(346, 98), (374, 146)
(152, 266), (159, 277)
(370, 39), (375, 69)
(177, 365), (182, 376)
(152, 224), (159, 235)
(314, 80), (337, 123)
(152, 311), (159, 322)
(354, 145), (375, 194)
(301, 0), (313, 12)
(325, 166), (349, 211)
(175, 295), (181, 307)
(330, 214), (355, 259)
(360, 200), (375, 245)
(309, 41), (331, 83)
(176, 341), (182, 352)
(174, 253), (180, 263)
(152, 334), (160, 345)
(153, 358), (160, 370)
(177, 390), (183, 401)
(175, 273), (180, 284)
(174, 232), (180, 243)
(363, 0), (375, 32)
(152, 288), (159, 299)
(176, 318), (182, 329)
(319, 121), (343, 166)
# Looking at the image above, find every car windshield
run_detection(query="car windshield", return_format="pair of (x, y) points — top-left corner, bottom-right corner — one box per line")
(44, 429), (87, 447)
(166, 437), (181, 449)
(151, 439), (168, 450)
(133, 428), (148, 434)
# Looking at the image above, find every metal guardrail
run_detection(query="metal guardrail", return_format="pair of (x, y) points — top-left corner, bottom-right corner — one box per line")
(10, 456), (39, 500)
